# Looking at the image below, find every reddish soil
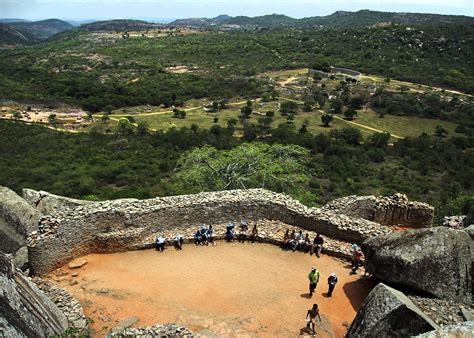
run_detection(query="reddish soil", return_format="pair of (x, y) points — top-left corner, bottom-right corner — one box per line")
(49, 243), (374, 337)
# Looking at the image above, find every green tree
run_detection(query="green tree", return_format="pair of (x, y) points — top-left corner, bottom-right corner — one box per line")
(172, 143), (311, 197)
(330, 99), (343, 114)
(280, 101), (298, 115)
(117, 117), (134, 136)
(48, 114), (57, 128)
(344, 108), (357, 120)
(321, 114), (334, 127)
(240, 105), (253, 118)
(434, 125), (448, 138)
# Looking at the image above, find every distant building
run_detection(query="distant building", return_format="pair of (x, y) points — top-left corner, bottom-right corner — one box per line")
(330, 66), (361, 79)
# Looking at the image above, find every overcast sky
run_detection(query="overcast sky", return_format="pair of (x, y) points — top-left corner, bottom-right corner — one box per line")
(1, 0), (473, 21)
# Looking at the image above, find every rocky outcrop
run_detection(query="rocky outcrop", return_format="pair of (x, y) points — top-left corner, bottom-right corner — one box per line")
(23, 188), (92, 215)
(27, 189), (392, 275)
(321, 193), (434, 228)
(108, 323), (193, 337)
(363, 227), (472, 304)
(0, 252), (68, 337)
(0, 187), (40, 235)
(414, 321), (474, 338)
(0, 186), (40, 270)
(465, 224), (474, 240)
(346, 283), (439, 337)
(442, 215), (467, 229)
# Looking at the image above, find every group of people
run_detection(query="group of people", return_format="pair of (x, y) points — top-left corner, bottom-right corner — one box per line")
(305, 267), (338, 336)
(282, 230), (325, 257)
(225, 221), (258, 244)
(155, 221), (259, 252)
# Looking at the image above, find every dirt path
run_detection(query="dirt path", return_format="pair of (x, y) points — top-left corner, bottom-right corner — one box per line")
(50, 243), (373, 337)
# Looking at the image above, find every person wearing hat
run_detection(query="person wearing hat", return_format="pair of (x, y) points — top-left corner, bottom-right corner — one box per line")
(308, 267), (320, 297)
(327, 272), (338, 297)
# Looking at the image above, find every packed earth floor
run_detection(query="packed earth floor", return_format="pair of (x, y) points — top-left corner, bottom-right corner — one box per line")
(47, 243), (374, 337)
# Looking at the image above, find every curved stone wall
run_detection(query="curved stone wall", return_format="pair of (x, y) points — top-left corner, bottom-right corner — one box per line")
(27, 189), (392, 275)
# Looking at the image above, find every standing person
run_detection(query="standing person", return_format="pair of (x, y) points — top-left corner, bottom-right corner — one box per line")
(327, 273), (338, 297)
(351, 249), (363, 274)
(249, 223), (258, 245)
(311, 234), (324, 258)
(173, 233), (183, 250)
(308, 267), (320, 297)
(238, 221), (249, 243)
(305, 303), (321, 336)
(155, 236), (166, 252)
(282, 229), (290, 249)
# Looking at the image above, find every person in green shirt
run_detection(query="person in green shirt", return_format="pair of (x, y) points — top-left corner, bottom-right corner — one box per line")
(308, 267), (320, 297)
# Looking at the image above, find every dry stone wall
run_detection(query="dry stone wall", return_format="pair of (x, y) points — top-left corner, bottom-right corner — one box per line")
(321, 193), (434, 228)
(28, 189), (393, 275)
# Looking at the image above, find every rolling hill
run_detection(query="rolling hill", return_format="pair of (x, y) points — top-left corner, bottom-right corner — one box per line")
(170, 9), (474, 29)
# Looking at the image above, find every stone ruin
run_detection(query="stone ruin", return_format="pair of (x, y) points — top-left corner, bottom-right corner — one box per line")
(0, 186), (472, 337)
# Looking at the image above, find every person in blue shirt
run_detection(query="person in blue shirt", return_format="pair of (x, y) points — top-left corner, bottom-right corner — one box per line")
(174, 233), (184, 250)
(207, 224), (216, 246)
(226, 223), (235, 242)
(156, 236), (166, 252)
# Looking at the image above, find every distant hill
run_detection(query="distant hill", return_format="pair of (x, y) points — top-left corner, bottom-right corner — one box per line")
(0, 19), (30, 23)
(0, 23), (34, 45)
(79, 19), (159, 32)
(9, 19), (73, 40)
(170, 10), (474, 29)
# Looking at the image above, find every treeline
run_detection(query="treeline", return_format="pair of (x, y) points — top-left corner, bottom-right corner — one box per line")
(1, 120), (472, 223)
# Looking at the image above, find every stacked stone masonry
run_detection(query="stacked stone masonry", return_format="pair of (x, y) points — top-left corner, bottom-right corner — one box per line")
(321, 193), (434, 228)
(28, 189), (397, 275)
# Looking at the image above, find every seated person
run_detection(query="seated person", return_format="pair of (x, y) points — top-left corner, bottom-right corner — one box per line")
(303, 233), (311, 252)
(207, 225), (216, 246)
(156, 236), (166, 252)
(174, 233), (184, 250)
(287, 229), (297, 251)
(282, 229), (291, 249)
(194, 229), (204, 245)
(226, 222), (235, 242)
(199, 225), (209, 246)
(311, 233), (324, 257)
(292, 230), (304, 251)
(238, 221), (249, 243)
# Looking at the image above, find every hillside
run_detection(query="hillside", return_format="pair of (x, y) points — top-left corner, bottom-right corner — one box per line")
(171, 9), (474, 28)
(8, 19), (73, 41)
(0, 23), (34, 45)
(79, 19), (159, 32)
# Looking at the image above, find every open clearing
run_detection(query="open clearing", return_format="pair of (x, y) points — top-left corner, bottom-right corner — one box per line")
(49, 243), (373, 337)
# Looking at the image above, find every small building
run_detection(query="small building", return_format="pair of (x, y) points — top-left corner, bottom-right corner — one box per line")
(330, 67), (361, 79)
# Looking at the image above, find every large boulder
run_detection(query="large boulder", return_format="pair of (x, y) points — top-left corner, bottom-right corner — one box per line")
(0, 187), (40, 270)
(0, 252), (68, 337)
(363, 227), (472, 304)
(0, 186), (40, 235)
(321, 193), (434, 228)
(346, 283), (439, 337)
(22, 188), (92, 215)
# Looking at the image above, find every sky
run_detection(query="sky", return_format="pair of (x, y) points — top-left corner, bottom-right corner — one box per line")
(1, 0), (473, 21)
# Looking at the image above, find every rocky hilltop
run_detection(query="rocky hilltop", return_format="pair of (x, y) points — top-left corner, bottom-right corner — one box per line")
(0, 186), (472, 337)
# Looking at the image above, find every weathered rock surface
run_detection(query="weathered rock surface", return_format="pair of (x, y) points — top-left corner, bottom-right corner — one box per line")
(322, 193), (434, 228)
(346, 283), (439, 337)
(363, 227), (472, 304)
(0, 187), (40, 262)
(68, 258), (88, 269)
(107, 323), (193, 337)
(0, 252), (68, 337)
(414, 321), (474, 337)
(23, 188), (92, 215)
(27, 189), (392, 275)
(465, 224), (474, 240)
(443, 215), (467, 229)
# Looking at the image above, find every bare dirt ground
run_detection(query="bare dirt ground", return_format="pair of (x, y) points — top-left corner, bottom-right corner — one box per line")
(49, 243), (373, 337)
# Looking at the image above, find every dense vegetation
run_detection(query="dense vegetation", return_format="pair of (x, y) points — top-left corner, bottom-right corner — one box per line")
(1, 120), (472, 223)
(0, 19), (72, 44)
(0, 23), (472, 112)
